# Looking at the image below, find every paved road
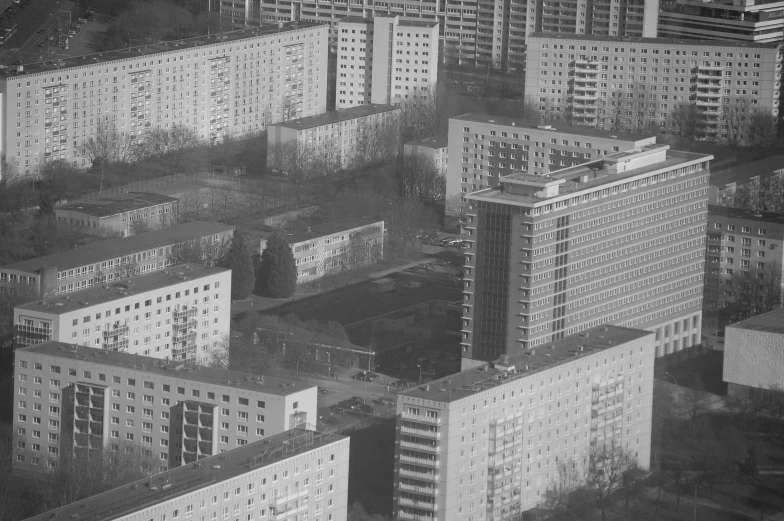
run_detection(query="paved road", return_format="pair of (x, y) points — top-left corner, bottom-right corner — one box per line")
(0, 0), (75, 64)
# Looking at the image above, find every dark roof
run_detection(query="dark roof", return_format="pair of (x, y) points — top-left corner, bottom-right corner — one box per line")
(338, 15), (437, 27)
(527, 32), (780, 49)
(2, 221), (233, 274)
(22, 428), (347, 521)
(272, 104), (399, 130)
(56, 193), (179, 218)
(20, 341), (315, 397)
(405, 134), (448, 149)
(711, 155), (784, 188)
(453, 113), (657, 142)
(243, 218), (384, 245)
(728, 307), (784, 334)
(708, 204), (784, 225)
(339, 16), (373, 24)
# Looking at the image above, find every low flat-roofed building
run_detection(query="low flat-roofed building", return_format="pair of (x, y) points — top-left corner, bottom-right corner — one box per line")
(19, 427), (348, 518)
(404, 134), (448, 176)
(14, 342), (321, 473)
(55, 193), (180, 237)
(13, 263), (231, 363)
(724, 308), (784, 402)
(0, 222), (234, 298)
(709, 156), (784, 206)
(392, 324), (655, 520)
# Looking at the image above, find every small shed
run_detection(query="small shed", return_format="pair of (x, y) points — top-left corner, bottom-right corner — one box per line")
(370, 277), (395, 293)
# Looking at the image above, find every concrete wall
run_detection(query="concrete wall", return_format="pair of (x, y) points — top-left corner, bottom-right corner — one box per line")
(724, 326), (784, 392)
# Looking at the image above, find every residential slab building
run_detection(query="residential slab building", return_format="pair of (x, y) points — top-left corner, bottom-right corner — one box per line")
(0, 23), (329, 178)
(267, 104), (400, 169)
(659, 0), (784, 44)
(13, 342), (320, 473)
(336, 15), (439, 109)
(446, 114), (656, 208)
(0, 221), (234, 298)
(54, 193), (180, 237)
(404, 134), (448, 176)
(13, 263), (231, 364)
(524, 33), (782, 138)
(392, 325), (655, 521)
(704, 205), (784, 310)
(462, 144), (710, 366)
(709, 155), (784, 206)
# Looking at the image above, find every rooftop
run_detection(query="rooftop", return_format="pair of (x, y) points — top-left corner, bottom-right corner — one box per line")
(527, 31), (780, 49)
(0, 22), (326, 75)
(708, 204), (784, 225)
(20, 341), (315, 397)
(338, 15), (438, 27)
(23, 428), (345, 521)
(272, 104), (399, 130)
(57, 193), (179, 218)
(16, 263), (228, 315)
(711, 155), (784, 188)
(400, 325), (653, 403)
(244, 217), (383, 246)
(728, 307), (784, 334)
(1, 222), (234, 274)
(405, 134), (448, 150)
(453, 113), (656, 142)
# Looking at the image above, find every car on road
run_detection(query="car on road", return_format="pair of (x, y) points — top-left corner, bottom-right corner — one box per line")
(36, 29), (44, 34)
(422, 369), (436, 377)
(47, 35), (54, 40)
(37, 42), (44, 47)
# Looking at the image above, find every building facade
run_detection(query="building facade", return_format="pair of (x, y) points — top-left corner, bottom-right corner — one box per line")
(13, 342), (320, 473)
(54, 193), (179, 237)
(13, 263), (231, 364)
(709, 155), (784, 207)
(336, 15), (439, 109)
(446, 114), (656, 208)
(462, 144), (710, 365)
(659, 0), (784, 44)
(0, 23), (329, 177)
(404, 134), (448, 175)
(704, 205), (784, 310)
(0, 221), (233, 298)
(392, 325), (655, 521)
(267, 104), (399, 169)
(524, 34), (782, 139)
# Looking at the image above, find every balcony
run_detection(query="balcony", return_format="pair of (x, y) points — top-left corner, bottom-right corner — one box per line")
(401, 413), (441, 425)
(400, 426), (440, 439)
(398, 468), (438, 482)
(397, 510), (435, 521)
(399, 482), (438, 495)
(399, 454), (440, 468)
(398, 498), (437, 511)
(174, 306), (198, 320)
(400, 440), (439, 453)
(270, 488), (309, 506)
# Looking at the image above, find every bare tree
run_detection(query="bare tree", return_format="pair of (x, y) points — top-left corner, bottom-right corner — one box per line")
(586, 436), (639, 521)
(204, 333), (230, 369)
(397, 84), (453, 141)
(82, 121), (137, 195)
(395, 154), (446, 205)
(351, 113), (401, 168)
(267, 142), (314, 206)
(141, 124), (200, 177)
(727, 260), (783, 320)
(667, 103), (699, 144)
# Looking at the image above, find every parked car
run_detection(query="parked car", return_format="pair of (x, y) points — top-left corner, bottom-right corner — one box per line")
(317, 387), (328, 395)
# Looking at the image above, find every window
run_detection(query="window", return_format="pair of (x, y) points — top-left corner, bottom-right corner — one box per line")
(257, 400), (266, 409)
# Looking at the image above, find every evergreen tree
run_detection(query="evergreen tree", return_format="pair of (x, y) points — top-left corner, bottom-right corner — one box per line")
(37, 191), (55, 218)
(257, 233), (297, 298)
(218, 232), (255, 300)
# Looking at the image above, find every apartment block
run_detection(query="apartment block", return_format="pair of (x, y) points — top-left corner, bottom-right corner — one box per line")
(404, 134), (448, 176)
(0, 23), (329, 177)
(13, 263), (231, 364)
(524, 33), (782, 138)
(267, 104), (399, 169)
(462, 144), (710, 365)
(392, 325), (655, 521)
(659, 0), (784, 44)
(446, 114), (655, 208)
(704, 205), (784, 310)
(709, 155), (784, 206)
(0, 221), (233, 298)
(253, 218), (384, 283)
(13, 342), (320, 473)
(336, 15), (439, 109)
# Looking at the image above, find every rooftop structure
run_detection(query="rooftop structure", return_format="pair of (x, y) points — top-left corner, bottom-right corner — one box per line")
(527, 31), (781, 47)
(405, 135), (448, 150)
(270, 104), (399, 130)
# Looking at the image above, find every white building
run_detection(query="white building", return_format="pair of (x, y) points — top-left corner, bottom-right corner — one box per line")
(724, 308), (784, 402)
(336, 15), (439, 109)
(13, 263), (231, 364)
(20, 428), (349, 521)
(404, 134), (448, 175)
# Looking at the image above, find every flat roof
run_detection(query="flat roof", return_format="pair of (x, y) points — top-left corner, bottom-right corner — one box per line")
(453, 113), (656, 142)
(527, 32), (780, 49)
(19, 341), (316, 397)
(23, 428), (346, 521)
(401, 325), (653, 403)
(338, 15), (438, 27)
(244, 217), (383, 245)
(708, 204), (784, 225)
(15, 263), (228, 315)
(728, 308), (784, 334)
(57, 193), (179, 218)
(1, 22), (327, 74)
(272, 104), (399, 130)
(406, 134), (448, 149)
(1, 222), (234, 274)
(711, 155), (784, 188)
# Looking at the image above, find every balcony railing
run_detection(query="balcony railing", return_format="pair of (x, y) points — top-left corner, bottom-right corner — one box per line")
(400, 440), (439, 453)
(398, 468), (438, 482)
(401, 413), (441, 425)
(400, 426), (440, 439)
(399, 454), (440, 468)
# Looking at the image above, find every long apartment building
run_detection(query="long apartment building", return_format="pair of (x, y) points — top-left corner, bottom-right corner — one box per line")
(13, 263), (231, 364)
(446, 114), (656, 208)
(0, 23), (328, 177)
(0, 221), (233, 298)
(392, 325), (655, 521)
(704, 205), (784, 310)
(336, 15), (439, 109)
(462, 144), (710, 365)
(659, 0), (784, 44)
(14, 342), (320, 473)
(524, 33), (782, 139)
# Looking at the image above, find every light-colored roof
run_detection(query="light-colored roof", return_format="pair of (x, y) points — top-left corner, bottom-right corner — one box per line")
(240, 218), (383, 246)
(271, 104), (399, 130)
(56, 193), (178, 218)
(728, 308), (784, 334)
(527, 32), (780, 49)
